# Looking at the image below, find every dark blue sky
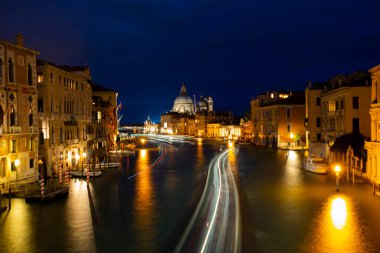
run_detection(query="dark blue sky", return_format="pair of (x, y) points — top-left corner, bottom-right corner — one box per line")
(2, 0), (380, 123)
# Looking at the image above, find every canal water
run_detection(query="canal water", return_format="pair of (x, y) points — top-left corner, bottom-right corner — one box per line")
(0, 140), (221, 253)
(235, 145), (380, 253)
(2, 141), (380, 253)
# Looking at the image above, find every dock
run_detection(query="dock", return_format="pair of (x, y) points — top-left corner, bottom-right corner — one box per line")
(24, 186), (69, 203)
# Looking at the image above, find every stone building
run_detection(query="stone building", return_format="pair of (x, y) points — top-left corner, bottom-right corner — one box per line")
(91, 84), (118, 153)
(365, 64), (380, 184)
(160, 83), (214, 135)
(37, 60), (93, 176)
(306, 71), (371, 157)
(251, 91), (306, 147)
(0, 34), (39, 182)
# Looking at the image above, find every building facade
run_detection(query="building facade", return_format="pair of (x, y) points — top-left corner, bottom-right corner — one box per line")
(365, 64), (380, 184)
(37, 60), (93, 176)
(91, 84), (118, 153)
(0, 35), (39, 182)
(251, 91), (306, 147)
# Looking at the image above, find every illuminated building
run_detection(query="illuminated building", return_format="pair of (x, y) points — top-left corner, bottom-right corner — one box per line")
(365, 64), (380, 184)
(91, 84), (119, 154)
(37, 60), (92, 176)
(251, 91), (306, 148)
(0, 34), (39, 182)
(207, 122), (221, 138)
(307, 71), (371, 157)
(160, 83), (215, 135)
(240, 119), (252, 142)
(143, 116), (158, 134)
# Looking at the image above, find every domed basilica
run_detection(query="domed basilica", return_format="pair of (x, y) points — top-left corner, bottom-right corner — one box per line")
(172, 83), (213, 114)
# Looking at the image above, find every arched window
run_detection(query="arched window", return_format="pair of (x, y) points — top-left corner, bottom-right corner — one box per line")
(0, 58), (3, 78)
(27, 64), (33, 85)
(8, 58), (14, 82)
(51, 127), (55, 144)
(10, 106), (15, 126)
(39, 131), (44, 145)
(29, 107), (33, 126)
(0, 105), (3, 126)
(60, 127), (63, 143)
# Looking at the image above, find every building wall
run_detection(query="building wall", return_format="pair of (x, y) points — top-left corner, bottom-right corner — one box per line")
(365, 64), (380, 183)
(37, 63), (92, 176)
(277, 105), (306, 145)
(321, 86), (371, 145)
(305, 87), (323, 143)
(0, 37), (39, 182)
(92, 91), (118, 150)
(207, 123), (220, 138)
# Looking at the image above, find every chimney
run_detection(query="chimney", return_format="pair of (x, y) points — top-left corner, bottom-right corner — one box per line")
(15, 34), (24, 46)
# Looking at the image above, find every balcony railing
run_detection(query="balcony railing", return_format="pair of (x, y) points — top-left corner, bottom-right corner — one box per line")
(29, 127), (39, 133)
(9, 126), (21, 134)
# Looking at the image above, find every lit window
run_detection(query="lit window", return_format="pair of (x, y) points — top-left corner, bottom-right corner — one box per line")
(29, 139), (34, 151)
(37, 75), (43, 83)
(11, 139), (16, 153)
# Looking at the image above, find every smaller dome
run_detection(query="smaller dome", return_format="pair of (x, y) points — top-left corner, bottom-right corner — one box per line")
(197, 100), (207, 107)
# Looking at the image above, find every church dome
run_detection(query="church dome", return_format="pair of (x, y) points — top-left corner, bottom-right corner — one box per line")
(174, 95), (193, 105)
(197, 100), (207, 110)
(173, 83), (194, 114)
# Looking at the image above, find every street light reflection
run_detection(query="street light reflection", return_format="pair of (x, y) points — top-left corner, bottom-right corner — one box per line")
(303, 195), (370, 253)
(134, 146), (155, 245)
(140, 149), (147, 158)
(288, 150), (297, 160)
(330, 197), (347, 230)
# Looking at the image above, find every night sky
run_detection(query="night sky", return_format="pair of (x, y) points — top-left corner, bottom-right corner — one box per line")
(2, 0), (380, 124)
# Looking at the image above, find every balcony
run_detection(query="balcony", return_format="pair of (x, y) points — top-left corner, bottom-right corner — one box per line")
(29, 127), (39, 133)
(9, 126), (21, 134)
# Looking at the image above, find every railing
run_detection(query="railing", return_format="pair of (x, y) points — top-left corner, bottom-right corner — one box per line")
(29, 127), (39, 133)
(9, 126), (21, 134)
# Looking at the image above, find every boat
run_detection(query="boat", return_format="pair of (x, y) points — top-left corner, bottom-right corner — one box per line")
(70, 170), (102, 177)
(109, 149), (135, 155)
(94, 162), (120, 169)
(304, 157), (329, 174)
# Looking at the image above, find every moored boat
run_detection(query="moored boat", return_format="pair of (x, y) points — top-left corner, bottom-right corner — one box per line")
(304, 157), (329, 174)
(70, 170), (102, 177)
(94, 162), (120, 169)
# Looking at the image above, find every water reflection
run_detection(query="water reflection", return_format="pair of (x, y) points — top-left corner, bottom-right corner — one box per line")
(331, 197), (347, 230)
(303, 195), (370, 253)
(0, 200), (32, 251)
(283, 150), (303, 187)
(133, 148), (156, 250)
(228, 148), (238, 175)
(66, 179), (96, 252)
(195, 138), (205, 169)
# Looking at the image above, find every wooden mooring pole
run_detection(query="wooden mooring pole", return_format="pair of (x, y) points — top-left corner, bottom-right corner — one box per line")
(8, 187), (11, 211)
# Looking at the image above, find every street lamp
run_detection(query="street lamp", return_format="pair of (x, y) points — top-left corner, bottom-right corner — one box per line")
(335, 164), (341, 192)
(75, 154), (80, 171)
(82, 152), (87, 172)
(290, 133), (294, 148)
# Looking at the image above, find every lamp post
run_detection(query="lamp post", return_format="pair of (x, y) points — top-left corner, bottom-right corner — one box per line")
(290, 133), (294, 149)
(75, 154), (80, 171)
(82, 152), (87, 172)
(335, 164), (341, 192)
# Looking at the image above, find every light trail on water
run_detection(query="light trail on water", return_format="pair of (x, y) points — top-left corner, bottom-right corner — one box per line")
(127, 143), (167, 180)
